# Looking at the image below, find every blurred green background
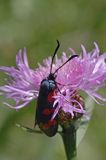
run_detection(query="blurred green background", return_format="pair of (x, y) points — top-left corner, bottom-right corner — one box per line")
(0, 0), (106, 160)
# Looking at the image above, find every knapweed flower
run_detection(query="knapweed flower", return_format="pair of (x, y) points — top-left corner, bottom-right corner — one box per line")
(0, 43), (106, 125)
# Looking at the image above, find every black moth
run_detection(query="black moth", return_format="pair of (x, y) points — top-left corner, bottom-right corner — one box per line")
(35, 40), (78, 137)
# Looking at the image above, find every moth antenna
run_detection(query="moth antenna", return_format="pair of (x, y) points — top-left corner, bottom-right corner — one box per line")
(53, 54), (78, 74)
(50, 40), (60, 73)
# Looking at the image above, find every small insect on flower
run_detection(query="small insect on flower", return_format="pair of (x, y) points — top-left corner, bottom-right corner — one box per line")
(35, 40), (78, 137)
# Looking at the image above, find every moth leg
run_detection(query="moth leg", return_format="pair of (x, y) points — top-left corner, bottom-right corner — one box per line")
(16, 124), (42, 134)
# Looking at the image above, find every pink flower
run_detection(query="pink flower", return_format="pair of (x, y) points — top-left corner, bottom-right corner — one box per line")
(0, 42), (106, 119)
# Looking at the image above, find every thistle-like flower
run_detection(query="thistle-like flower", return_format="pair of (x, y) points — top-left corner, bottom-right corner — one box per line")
(0, 43), (106, 125)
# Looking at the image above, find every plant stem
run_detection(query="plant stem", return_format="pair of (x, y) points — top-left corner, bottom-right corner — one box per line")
(61, 124), (77, 160)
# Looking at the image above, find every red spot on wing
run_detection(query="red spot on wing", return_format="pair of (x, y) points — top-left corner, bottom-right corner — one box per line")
(47, 90), (56, 102)
(43, 123), (50, 129)
(42, 108), (55, 115)
(42, 120), (57, 129)
(49, 119), (57, 126)
(42, 108), (51, 115)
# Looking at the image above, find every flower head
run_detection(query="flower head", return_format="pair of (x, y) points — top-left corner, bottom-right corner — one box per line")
(0, 43), (106, 122)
